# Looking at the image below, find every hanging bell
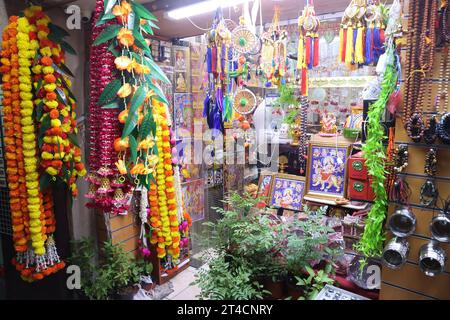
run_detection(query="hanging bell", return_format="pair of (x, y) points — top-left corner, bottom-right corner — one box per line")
(96, 177), (113, 194)
(112, 188), (126, 206)
(388, 207), (416, 238)
(381, 237), (410, 270)
(418, 241), (447, 277)
(85, 183), (98, 199)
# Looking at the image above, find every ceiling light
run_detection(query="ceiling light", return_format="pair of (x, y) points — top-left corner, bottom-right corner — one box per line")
(167, 0), (253, 20)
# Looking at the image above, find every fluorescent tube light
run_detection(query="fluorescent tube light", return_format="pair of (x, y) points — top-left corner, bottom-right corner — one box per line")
(167, 0), (253, 20)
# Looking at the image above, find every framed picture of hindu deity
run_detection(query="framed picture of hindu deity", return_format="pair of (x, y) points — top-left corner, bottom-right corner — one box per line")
(269, 174), (306, 211)
(257, 172), (274, 202)
(305, 142), (351, 201)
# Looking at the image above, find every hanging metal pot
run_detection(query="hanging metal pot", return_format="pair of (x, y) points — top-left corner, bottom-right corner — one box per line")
(381, 237), (410, 269)
(418, 241), (447, 277)
(430, 212), (450, 243)
(389, 207), (416, 237)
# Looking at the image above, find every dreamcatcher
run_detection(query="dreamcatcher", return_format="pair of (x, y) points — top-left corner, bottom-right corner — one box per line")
(297, 0), (320, 96)
(232, 16), (259, 54)
(232, 89), (258, 150)
(260, 6), (288, 87)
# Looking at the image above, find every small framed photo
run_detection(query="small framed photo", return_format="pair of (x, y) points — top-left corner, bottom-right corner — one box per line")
(173, 46), (189, 72)
(305, 142), (351, 201)
(269, 173), (306, 211)
(257, 172), (274, 201)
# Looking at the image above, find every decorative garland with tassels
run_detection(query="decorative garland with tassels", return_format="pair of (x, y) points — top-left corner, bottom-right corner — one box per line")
(0, 5), (84, 281)
(339, 0), (386, 69)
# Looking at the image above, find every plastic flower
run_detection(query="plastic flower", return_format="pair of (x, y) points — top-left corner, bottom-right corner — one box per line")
(117, 82), (132, 98)
(115, 159), (127, 174)
(114, 55), (133, 71)
(117, 28), (134, 47)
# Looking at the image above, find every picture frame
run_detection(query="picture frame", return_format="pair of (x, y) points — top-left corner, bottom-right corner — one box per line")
(269, 173), (306, 211)
(257, 172), (274, 202)
(305, 142), (351, 201)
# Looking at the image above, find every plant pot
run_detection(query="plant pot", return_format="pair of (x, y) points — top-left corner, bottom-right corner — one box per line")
(261, 277), (286, 300)
(113, 284), (139, 300)
(285, 278), (304, 300)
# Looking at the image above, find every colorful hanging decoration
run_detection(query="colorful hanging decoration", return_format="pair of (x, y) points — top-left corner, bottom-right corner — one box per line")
(204, 8), (233, 129)
(0, 4), (84, 281)
(339, 0), (386, 69)
(231, 16), (258, 55)
(260, 6), (288, 87)
(297, 0), (320, 96)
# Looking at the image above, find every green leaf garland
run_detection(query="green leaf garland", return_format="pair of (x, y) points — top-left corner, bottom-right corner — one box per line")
(355, 60), (398, 258)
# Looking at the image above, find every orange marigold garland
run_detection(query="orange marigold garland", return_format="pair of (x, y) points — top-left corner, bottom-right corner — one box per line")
(0, 6), (84, 281)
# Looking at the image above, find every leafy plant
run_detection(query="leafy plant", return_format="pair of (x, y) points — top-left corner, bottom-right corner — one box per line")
(193, 254), (265, 300)
(276, 84), (298, 107)
(69, 238), (151, 300)
(295, 264), (334, 300)
(356, 46), (398, 258)
(284, 206), (340, 277)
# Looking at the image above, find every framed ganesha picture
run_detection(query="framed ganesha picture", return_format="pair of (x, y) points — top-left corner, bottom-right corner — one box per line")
(305, 142), (351, 200)
(269, 174), (306, 211)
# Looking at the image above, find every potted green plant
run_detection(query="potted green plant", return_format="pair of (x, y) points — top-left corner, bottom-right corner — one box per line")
(283, 206), (341, 299)
(295, 264), (335, 300)
(69, 238), (150, 300)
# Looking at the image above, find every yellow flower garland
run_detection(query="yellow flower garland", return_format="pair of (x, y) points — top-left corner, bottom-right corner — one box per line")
(17, 16), (45, 255)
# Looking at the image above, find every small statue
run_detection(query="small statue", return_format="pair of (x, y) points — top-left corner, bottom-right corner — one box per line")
(319, 112), (337, 136)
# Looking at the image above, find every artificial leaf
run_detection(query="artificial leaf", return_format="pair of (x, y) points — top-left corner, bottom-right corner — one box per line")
(68, 133), (80, 148)
(140, 22), (153, 35)
(40, 173), (51, 192)
(104, 0), (117, 14)
(139, 112), (152, 139)
(131, 1), (157, 21)
(107, 40), (120, 57)
(93, 24), (121, 46)
(36, 100), (44, 121)
(122, 85), (147, 138)
(49, 23), (70, 39)
(96, 12), (116, 26)
(38, 114), (51, 148)
(129, 135), (137, 164)
(98, 79), (122, 106)
(59, 61), (75, 78)
(132, 29), (149, 53)
(101, 100), (120, 109)
(147, 80), (168, 104)
(144, 56), (170, 84)
(56, 87), (69, 105)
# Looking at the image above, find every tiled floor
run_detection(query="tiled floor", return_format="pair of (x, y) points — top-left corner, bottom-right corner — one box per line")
(165, 266), (202, 300)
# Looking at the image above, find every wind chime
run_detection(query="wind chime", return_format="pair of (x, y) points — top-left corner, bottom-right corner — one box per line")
(260, 6), (288, 87)
(339, 0), (386, 69)
(297, 0), (320, 96)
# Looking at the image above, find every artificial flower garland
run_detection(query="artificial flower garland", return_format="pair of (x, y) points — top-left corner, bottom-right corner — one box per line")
(0, 6), (84, 281)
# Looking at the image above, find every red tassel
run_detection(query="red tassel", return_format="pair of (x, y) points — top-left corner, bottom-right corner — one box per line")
(341, 29), (347, 63)
(379, 29), (385, 44)
(305, 36), (311, 66)
(313, 36), (319, 67)
(301, 67), (308, 96)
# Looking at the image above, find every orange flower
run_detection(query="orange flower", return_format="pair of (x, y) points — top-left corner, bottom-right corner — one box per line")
(117, 28), (134, 47)
(41, 56), (53, 66)
(130, 163), (145, 175)
(117, 83), (132, 98)
(113, 137), (129, 152)
(49, 109), (59, 119)
(44, 74), (56, 83)
(118, 109), (128, 123)
(114, 55), (133, 71)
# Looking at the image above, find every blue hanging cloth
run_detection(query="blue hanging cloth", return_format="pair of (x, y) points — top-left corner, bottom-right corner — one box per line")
(365, 27), (373, 65)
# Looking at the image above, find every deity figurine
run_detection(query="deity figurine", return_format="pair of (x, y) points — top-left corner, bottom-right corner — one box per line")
(319, 112), (337, 136)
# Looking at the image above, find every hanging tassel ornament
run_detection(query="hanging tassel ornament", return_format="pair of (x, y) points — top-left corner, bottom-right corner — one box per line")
(345, 23), (355, 66)
(355, 22), (365, 64)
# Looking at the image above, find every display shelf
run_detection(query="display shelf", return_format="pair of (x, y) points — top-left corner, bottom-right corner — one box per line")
(303, 196), (369, 210)
(398, 172), (450, 182)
